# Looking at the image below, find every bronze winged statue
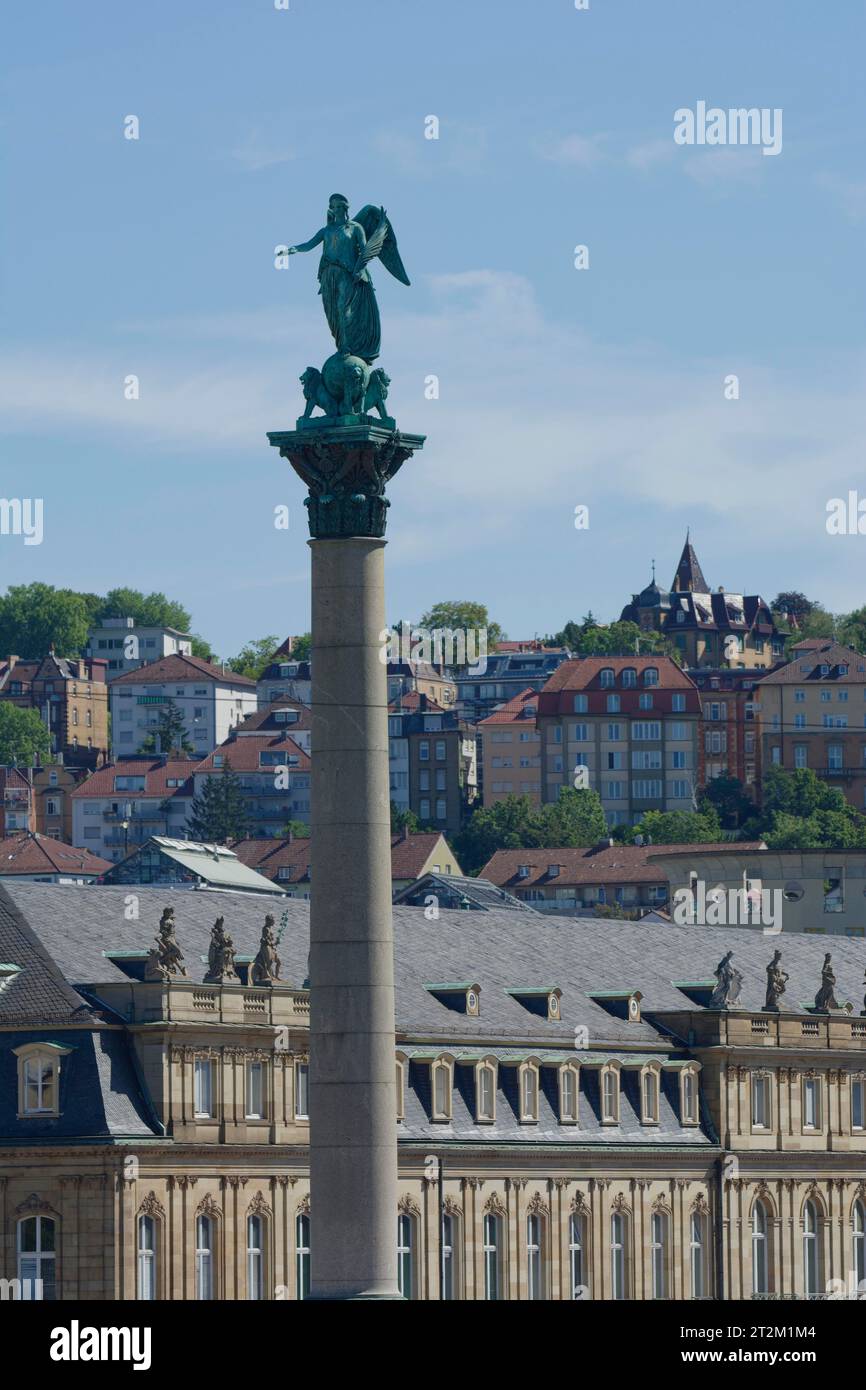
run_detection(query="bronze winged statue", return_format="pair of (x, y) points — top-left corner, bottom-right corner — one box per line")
(287, 194), (410, 364)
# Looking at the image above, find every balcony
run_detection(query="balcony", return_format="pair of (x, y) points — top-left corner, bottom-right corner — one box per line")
(819, 766), (866, 778)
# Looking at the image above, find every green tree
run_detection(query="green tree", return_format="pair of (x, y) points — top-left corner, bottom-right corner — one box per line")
(286, 633), (311, 662)
(419, 601), (505, 650)
(836, 608), (866, 655)
(632, 807), (722, 844)
(0, 583), (91, 658)
(140, 699), (193, 756)
(225, 635), (281, 680)
(770, 592), (818, 625)
(453, 795), (543, 875)
(539, 785), (606, 847)
(0, 704), (51, 764)
(281, 819), (311, 839)
(760, 765), (843, 820)
(762, 809), (866, 851)
(390, 802), (420, 835)
(96, 588), (192, 633)
(700, 775), (753, 830)
(189, 633), (216, 662)
(188, 761), (251, 844)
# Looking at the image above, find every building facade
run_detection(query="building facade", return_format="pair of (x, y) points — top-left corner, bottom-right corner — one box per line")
(71, 758), (197, 863)
(537, 657), (701, 828)
(86, 617), (193, 676)
(478, 687), (542, 807)
(0, 654), (109, 768)
(2, 885), (866, 1301)
(690, 667), (765, 793)
(757, 642), (866, 811)
(621, 537), (783, 671)
(109, 655), (256, 760)
(193, 734), (312, 836)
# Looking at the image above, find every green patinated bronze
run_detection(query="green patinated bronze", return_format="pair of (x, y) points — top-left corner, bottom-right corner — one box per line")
(270, 194), (424, 538)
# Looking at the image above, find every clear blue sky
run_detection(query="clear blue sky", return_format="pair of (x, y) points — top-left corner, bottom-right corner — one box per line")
(3, 0), (865, 653)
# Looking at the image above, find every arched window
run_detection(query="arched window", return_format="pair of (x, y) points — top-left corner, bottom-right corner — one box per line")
(610, 1210), (629, 1299)
(643, 667), (659, 687)
(642, 1070), (659, 1124)
(17, 1215), (56, 1300)
(621, 668), (637, 689)
(519, 1063), (539, 1122)
(651, 1210), (668, 1298)
(854, 1201), (866, 1292)
(432, 1060), (452, 1121)
(395, 1057), (405, 1122)
(601, 1067), (619, 1123)
(752, 1200), (769, 1295)
(246, 1214), (265, 1301)
(569, 1211), (588, 1298)
(690, 1210), (707, 1299)
(681, 1069), (699, 1125)
(483, 1212), (502, 1301)
(137, 1214), (156, 1301)
(476, 1062), (496, 1122)
(397, 1213), (415, 1300)
(441, 1212), (460, 1299)
(195, 1215), (214, 1300)
(600, 668), (615, 689)
(559, 1064), (579, 1123)
(803, 1200), (822, 1296)
(296, 1212), (311, 1299)
(526, 1212), (545, 1300)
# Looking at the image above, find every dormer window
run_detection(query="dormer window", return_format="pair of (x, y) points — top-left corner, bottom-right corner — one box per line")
(476, 1059), (497, 1123)
(547, 864), (560, 879)
(600, 669), (615, 689)
(519, 1062), (540, 1123)
(601, 1064), (620, 1124)
(431, 1058), (453, 1122)
(506, 987), (562, 1021)
(517, 865), (531, 879)
(641, 1066), (660, 1125)
(14, 1042), (71, 1117)
(680, 1067), (699, 1126)
(559, 1063), (579, 1124)
(621, 668), (636, 689)
(643, 667), (659, 687)
(395, 1055), (406, 1122)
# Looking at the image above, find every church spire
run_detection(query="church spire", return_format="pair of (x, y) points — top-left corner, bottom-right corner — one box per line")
(671, 532), (708, 593)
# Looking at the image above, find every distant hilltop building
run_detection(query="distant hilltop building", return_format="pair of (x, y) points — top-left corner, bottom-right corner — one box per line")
(620, 534), (783, 670)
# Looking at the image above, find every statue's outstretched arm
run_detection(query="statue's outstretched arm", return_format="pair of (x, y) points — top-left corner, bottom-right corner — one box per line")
(288, 227), (325, 254)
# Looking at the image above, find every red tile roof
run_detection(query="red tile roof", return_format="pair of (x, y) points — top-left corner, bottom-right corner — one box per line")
(756, 642), (866, 685)
(109, 654), (256, 687)
(233, 831), (453, 882)
(537, 657), (699, 716)
(0, 832), (111, 876)
(70, 758), (200, 799)
(195, 735), (311, 772)
(478, 687), (539, 726)
(387, 691), (446, 714)
(234, 700), (312, 734)
(480, 841), (766, 888)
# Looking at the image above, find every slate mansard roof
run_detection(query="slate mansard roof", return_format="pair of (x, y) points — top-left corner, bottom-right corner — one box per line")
(4, 883), (866, 1150)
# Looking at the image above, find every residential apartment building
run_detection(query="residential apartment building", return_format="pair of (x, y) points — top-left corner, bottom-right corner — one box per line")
(480, 843), (672, 915)
(536, 657), (701, 828)
(31, 765), (88, 842)
(689, 668), (766, 793)
(0, 832), (109, 883)
(5, 883), (866, 1301)
(232, 829), (462, 898)
(0, 653), (109, 768)
(71, 757), (197, 863)
(388, 695), (477, 835)
(0, 768), (34, 836)
(454, 648), (570, 724)
(621, 536), (783, 669)
(86, 616), (193, 675)
(478, 687), (542, 807)
(193, 733), (311, 837)
(387, 660), (456, 709)
(756, 641), (866, 811)
(257, 657), (312, 708)
(233, 699), (311, 754)
(109, 655), (256, 759)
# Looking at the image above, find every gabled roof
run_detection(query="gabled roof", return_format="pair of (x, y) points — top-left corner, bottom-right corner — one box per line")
(477, 687), (539, 726)
(756, 642), (866, 686)
(231, 831), (458, 882)
(109, 654), (256, 687)
(70, 758), (199, 799)
(194, 734), (310, 773)
(105, 837), (285, 894)
(539, 656), (695, 694)
(0, 833), (111, 877)
(234, 700), (311, 735)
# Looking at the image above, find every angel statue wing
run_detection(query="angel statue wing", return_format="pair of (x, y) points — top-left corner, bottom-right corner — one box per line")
(353, 204), (411, 285)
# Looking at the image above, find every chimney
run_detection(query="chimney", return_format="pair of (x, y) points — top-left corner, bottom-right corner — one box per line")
(401, 824), (410, 842)
(8, 655), (18, 671)
(287, 828), (293, 844)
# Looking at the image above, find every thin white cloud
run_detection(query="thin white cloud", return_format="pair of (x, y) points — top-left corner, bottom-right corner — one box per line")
(539, 132), (606, 169)
(229, 130), (295, 172)
(626, 138), (675, 172)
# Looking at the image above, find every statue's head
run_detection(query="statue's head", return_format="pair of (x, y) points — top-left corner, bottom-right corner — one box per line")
(300, 367), (319, 388)
(327, 193), (350, 224)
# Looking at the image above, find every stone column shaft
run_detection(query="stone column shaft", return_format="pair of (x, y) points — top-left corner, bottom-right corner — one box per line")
(308, 536), (399, 1299)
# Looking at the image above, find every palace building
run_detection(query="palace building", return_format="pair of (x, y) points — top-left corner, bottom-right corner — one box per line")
(1, 883), (865, 1301)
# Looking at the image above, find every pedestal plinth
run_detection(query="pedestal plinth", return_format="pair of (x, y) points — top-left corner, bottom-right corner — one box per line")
(268, 415), (424, 1299)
